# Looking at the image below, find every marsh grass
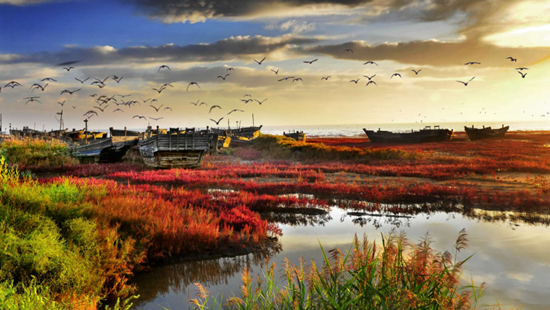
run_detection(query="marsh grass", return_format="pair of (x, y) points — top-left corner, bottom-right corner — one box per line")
(0, 138), (78, 170)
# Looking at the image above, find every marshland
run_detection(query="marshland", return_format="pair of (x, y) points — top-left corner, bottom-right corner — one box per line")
(2, 130), (550, 309)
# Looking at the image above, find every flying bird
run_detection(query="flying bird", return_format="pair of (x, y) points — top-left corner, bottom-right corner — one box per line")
(271, 68), (279, 74)
(57, 101), (65, 106)
(149, 117), (163, 121)
(113, 76), (123, 83)
(411, 69), (422, 75)
(364, 61), (378, 66)
(190, 99), (200, 106)
(94, 105), (109, 112)
(364, 75), (376, 80)
(227, 109), (244, 115)
(456, 76), (475, 86)
(241, 99), (253, 104)
(293, 78), (303, 82)
(345, 49), (353, 53)
(24, 97), (41, 104)
(366, 81), (377, 86)
(133, 115), (146, 120)
(209, 105), (221, 113)
(464, 62), (481, 65)
(278, 77), (294, 81)
(164, 107), (173, 111)
(254, 98), (267, 105)
(4, 81), (22, 88)
(391, 73), (402, 79)
(75, 77), (89, 84)
(113, 109), (124, 113)
(63, 67), (75, 71)
(506, 57), (517, 62)
(139, 97), (151, 104)
(60, 88), (81, 95)
(84, 110), (98, 117)
(303, 59), (318, 64)
(187, 82), (200, 91)
(226, 67), (234, 71)
(30, 83), (48, 92)
(217, 74), (230, 80)
(244, 94), (252, 97)
(210, 117), (224, 125)
(321, 76), (331, 80)
(350, 79), (360, 83)
(152, 87), (166, 93)
(41, 78), (57, 82)
(517, 71), (527, 79)
(150, 104), (164, 112)
(158, 65), (170, 72)
(253, 57), (266, 65)
(117, 94), (132, 98)
(199, 102), (208, 106)
(516, 67), (528, 71)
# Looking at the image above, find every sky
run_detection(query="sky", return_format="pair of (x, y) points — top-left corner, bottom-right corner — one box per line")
(0, 0), (549, 131)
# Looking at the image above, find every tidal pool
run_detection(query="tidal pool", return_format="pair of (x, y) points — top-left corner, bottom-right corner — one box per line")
(131, 208), (550, 309)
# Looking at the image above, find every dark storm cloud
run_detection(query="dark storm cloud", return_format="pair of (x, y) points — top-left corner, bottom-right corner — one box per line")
(305, 39), (550, 67)
(0, 35), (321, 66)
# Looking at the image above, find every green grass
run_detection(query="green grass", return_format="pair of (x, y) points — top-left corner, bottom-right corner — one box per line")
(0, 138), (78, 170)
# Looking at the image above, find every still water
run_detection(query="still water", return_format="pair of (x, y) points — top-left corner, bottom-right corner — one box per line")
(131, 208), (550, 309)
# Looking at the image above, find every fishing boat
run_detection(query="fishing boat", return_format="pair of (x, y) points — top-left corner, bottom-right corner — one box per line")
(363, 126), (453, 143)
(139, 126), (212, 168)
(211, 125), (262, 145)
(69, 123), (139, 163)
(283, 130), (306, 142)
(464, 125), (509, 140)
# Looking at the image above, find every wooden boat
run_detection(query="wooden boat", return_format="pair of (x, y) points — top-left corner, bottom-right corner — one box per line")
(66, 129), (108, 141)
(363, 126), (453, 143)
(283, 130), (306, 142)
(139, 126), (212, 168)
(110, 128), (141, 138)
(10, 126), (48, 138)
(465, 125), (509, 140)
(211, 125), (262, 144)
(69, 124), (139, 163)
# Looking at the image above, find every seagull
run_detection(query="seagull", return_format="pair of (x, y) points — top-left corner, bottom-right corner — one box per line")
(4, 81), (22, 88)
(75, 77), (89, 84)
(516, 67), (529, 71)
(139, 97), (151, 104)
(253, 57), (266, 65)
(187, 82), (200, 91)
(364, 61), (378, 66)
(227, 109), (244, 115)
(72, 106), (77, 109)
(113, 76), (123, 83)
(24, 97), (41, 104)
(158, 65), (170, 72)
(117, 94), (132, 98)
(411, 69), (422, 75)
(133, 115), (146, 120)
(149, 117), (163, 121)
(209, 105), (221, 113)
(190, 99), (200, 106)
(161, 83), (173, 89)
(57, 101), (65, 106)
(366, 81), (377, 86)
(506, 57), (517, 62)
(244, 94), (252, 97)
(226, 67), (234, 71)
(278, 77), (294, 81)
(199, 102), (208, 106)
(321, 76), (331, 80)
(150, 104), (163, 112)
(210, 117), (224, 125)
(164, 107), (173, 111)
(30, 83), (48, 92)
(350, 79), (360, 83)
(84, 110), (98, 117)
(254, 98), (267, 105)
(41, 78), (57, 82)
(456, 76), (475, 86)
(241, 99), (253, 104)
(293, 78), (303, 82)
(60, 88), (81, 95)
(113, 108), (124, 113)
(152, 87), (166, 93)
(391, 73), (402, 79)
(63, 67), (74, 71)
(363, 75), (376, 80)
(217, 74), (230, 80)
(271, 69), (279, 74)
(90, 94), (98, 97)
(465, 62), (481, 65)
(303, 59), (318, 64)
(517, 71), (527, 79)
(94, 105), (109, 112)
(345, 49), (353, 53)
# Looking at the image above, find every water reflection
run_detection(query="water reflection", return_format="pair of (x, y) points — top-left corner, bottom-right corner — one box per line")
(132, 207), (550, 310)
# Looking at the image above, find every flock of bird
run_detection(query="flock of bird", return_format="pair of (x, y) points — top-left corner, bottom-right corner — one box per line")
(0, 48), (536, 130)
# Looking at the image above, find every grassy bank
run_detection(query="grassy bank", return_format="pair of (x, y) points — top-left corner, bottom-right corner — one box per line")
(0, 138), (78, 171)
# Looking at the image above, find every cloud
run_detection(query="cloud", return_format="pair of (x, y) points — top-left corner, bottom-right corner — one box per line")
(265, 20), (316, 34)
(0, 35), (322, 67)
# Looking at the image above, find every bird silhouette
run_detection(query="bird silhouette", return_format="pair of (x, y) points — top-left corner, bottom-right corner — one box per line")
(345, 49), (353, 53)
(84, 110), (98, 117)
(199, 102), (208, 106)
(271, 68), (279, 74)
(516, 67), (528, 71)
(278, 77), (294, 81)
(254, 98), (267, 105)
(4, 81), (22, 88)
(366, 81), (377, 86)
(303, 59), (318, 64)
(164, 107), (173, 111)
(517, 71), (527, 79)
(506, 57), (517, 62)
(75, 77), (89, 84)
(363, 75), (376, 80)
(30, 83), (48, 92)
(60, 88), (81, 95)
(149, 117), (163, 121)
(113, 76), (123, 83)
(226, 67), (234, 71)
(41, 78), (57, 82)
(117, 94), (132, 98)
(210, 117), (224, 125)
(113, 108), (124, 113)
(133, 115), (146, 120)
(72, 106), (77, 109)
(187, 82), (200, 91)
(63, 67), (74, 71)
(456, 76), (475, 86)
(364, 61), (378, 66)
(24, 97), (41, 104)
(253, 57), (266, 65)
(244, 94), (252, 97)
(217, 74), (230, 80)
(139, 97), (151, 104)
(209, 105), (221, 113)
(411, 69), (422, 75)
(241, 99), (253, 104)
(293, 78), (303, 82)
(94, 105), (109, 112)
(321, 76), (331, 80)
(158, 65), (170, 72)
(391, 73), (401, 79)
(150, 104), (163, 112)
(464, 62), (481, 65)
(227, 109), (244, 115)
(350, 79), (360, 83)
(190, 100), (200, 106)
(57, 101), (65, 106)
(152, 87), (166, 93)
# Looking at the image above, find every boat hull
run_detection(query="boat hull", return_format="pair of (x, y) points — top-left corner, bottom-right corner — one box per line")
(465, 126), (509, 140)
(363, 128), (453, 143)
(71, 138), (138, 163)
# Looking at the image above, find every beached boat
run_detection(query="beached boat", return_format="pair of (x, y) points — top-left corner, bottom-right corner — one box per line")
(10, 126), (49, 138)
(69, 125), (139, 163)
(139, 126), (212, 168)
(283, 130), (306, 142)
(465, 125), (509, 140)
(363, 126), (453, 143)
(211, 125), (262, 144)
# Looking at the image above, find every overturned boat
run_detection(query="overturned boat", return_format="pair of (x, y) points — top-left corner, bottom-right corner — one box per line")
(139, 126), (212, 168)
(465, 125), (509, 140)
(68, 124), (139, 163)
(283, 130), (306, 142)
(363, 126), (453, 143)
